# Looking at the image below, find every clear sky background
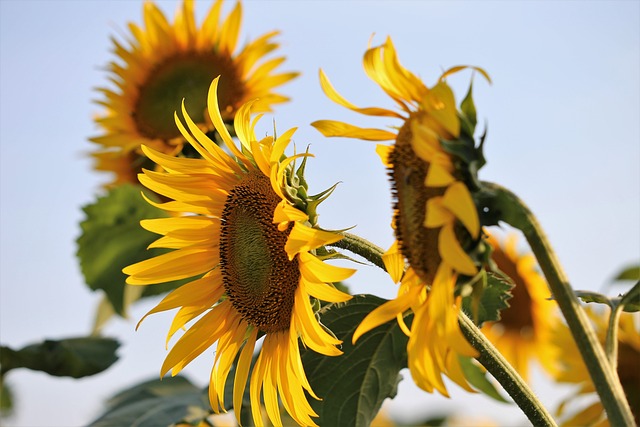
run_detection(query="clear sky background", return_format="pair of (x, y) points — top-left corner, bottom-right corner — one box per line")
(1, 1), (638, 426)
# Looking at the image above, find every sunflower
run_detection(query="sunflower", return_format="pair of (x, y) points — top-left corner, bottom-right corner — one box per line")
(123, 77), (355, 427)
(481, 232), (558, 381)
(91, 0), (298, 186)
(312, 37), (490, 395)
(551, 308), (639, 426)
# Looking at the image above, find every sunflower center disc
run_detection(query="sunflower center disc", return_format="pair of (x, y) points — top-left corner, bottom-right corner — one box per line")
(390, 118), (445, 285)
(134, 52), (245, 140)
(219, 173), (299, 333)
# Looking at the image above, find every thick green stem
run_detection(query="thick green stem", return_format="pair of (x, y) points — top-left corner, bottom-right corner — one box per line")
(329, 232), (387, 270)
(479, 181), (634, 426)
(330, 232), (556, 427)
(458, 315), (556, 426)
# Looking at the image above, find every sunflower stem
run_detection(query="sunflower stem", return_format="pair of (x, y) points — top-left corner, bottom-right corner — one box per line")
(329, 232), (386, 270)
(479, 181), (635, 426)
(331, 231), (556, 427)
(605, 304), (623, 371)
(458, 314), (557, 427)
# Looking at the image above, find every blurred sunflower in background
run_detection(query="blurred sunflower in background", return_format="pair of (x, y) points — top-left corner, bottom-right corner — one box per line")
(551, 308), (639, 426)
(91, 0), (298, 186)
(124, 77), (355, 427)
(312, 37), (491, 396)
(481, 232), (558, 381)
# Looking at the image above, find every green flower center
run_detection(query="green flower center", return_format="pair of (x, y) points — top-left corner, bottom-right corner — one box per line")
(390, 117), (444, 285)
(219, 173), (299, 333)
(133, 52), (244, 140)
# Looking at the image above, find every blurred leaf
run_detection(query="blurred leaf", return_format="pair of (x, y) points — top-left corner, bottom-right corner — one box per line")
(90, 375), (210, 427)
(612, 264), (640, 282)
(77, 185), (186, 318)
(462, 271), (513, 327)
(301, 294), (409, 427)
(619, 281), (640, 313)
(0, 337), (119, 378)
(458, 356), (509, 403)
(0, 376), (13, 416)
(574, 290), (614, 308)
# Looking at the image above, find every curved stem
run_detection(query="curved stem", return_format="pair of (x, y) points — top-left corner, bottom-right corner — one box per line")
(329, 232), (387, 271)
(606, 304), (623, 370)
(479, 181), (634, 426)
(330, 232), (556, 427)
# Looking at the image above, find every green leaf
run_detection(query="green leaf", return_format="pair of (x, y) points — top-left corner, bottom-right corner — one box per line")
(458, 356), (509, 403)
(619, 281), (640, 312)
(0, 337), (119, 378)
(77, 184), (185, 317)
(574, 290), (614, 308)
(301, 294), (409, 427)
(89, 376), (209, 427)
(462, 271), (514, 327)
(613, 264), (640, 282)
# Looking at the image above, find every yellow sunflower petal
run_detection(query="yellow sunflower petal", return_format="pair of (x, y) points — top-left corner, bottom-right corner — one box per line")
(233, 328), (258, 425)
(375, 144), (393, 167)
(424, 196), (454, 229)
(311, 120), (396, 141)
(438, 224), (477, 276)
(273, 200), (309, 225)
(318, 69), (403, 118)
(298, 251), (356, 284)
(352, 286), (419, 343)
(381, 240), (404, 284)
(124, 247), (219, 284)
(284, 222), (343, 260)
(442, 182), (480, 238)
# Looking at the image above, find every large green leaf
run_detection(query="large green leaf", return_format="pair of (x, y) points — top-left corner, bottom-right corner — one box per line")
(0, 337), (119, 378)
(301, 294), (409, 427)
(77, 185), (185, 317)
(89, 376), (209, 427)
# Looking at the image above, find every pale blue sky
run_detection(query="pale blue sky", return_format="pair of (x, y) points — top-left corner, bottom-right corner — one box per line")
(1, 1), (638, 426)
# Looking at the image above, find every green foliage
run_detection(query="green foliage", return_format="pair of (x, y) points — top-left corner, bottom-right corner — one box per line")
(458, 356), (508, 403)
(0, 377), (13, 416)
(77, 184), (184, 317)
(575, 281), (640, 313)
(462, 270), (514, 327)
(0, 337), (119, 378)
(612, 264), (640, 282)
(89, 376), (209, 427)
(301, 294), (409, 427)
(619, 281), (640, 312)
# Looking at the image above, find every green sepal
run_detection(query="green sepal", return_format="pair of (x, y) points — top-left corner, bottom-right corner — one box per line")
(301, 295), (409, 427)
(0, 337), (119, 378)
(76, 184), (186, 317)
(458, 356), (509, 403)
(460, 80), (478, 130)
(89, 375), (210, 427)
(461, 270), (514, 327)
